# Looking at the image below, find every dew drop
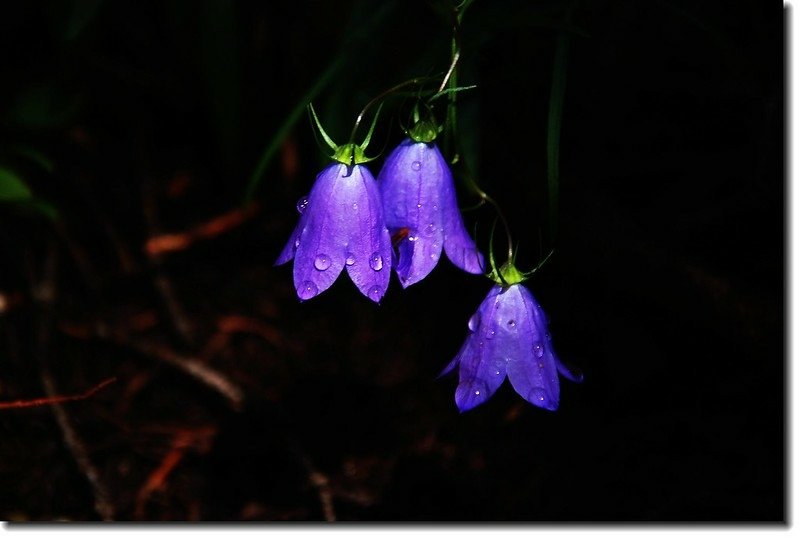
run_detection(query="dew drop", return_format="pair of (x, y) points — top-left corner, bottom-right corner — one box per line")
(432, 204), (438, 211)
(529, 388), (547, 403)
(345, 253), (356, 266)
(507, 319), (516, 329)
(416, 203), (423, 209)
(474, 389), (481, 396)
(367, 285), (382, 301)
(369, 252), (383, 271)
(423, 223), (435, 236)
(294, 238), (300, 249)
(533, 343), (544, 358)
(467, 313), (480, 332)
(298, 280), (318, 300)
(411, 160), (422, 171)
(314, 254), (331, 271)
(484, 328), (496, 340)
(296, 196), (309, 214)
(352, 202), (358, 210)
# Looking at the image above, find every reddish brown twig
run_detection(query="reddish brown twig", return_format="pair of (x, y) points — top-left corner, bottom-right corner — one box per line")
(144, 202), (260, 257)
(133, 426), (217, 519)
(0, 377), (117, 410)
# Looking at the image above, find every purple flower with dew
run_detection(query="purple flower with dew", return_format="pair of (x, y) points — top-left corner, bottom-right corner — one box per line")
(442, 280), (582, 412)
(378, 137), (484, 287)
(275, 105), (391, 303)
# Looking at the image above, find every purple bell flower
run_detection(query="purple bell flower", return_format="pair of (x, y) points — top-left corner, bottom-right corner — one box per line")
(442, 282), (582, 412)
(276, 162), (392, 303)
(378, 138), (484, 287)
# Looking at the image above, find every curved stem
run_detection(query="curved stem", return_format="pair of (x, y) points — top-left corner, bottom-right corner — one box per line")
(347, 78), (429, 144)
(471, 185), (513, 262)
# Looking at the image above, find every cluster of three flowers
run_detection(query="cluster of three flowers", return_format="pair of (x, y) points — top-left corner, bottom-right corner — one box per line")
(276, 137), (581, 412)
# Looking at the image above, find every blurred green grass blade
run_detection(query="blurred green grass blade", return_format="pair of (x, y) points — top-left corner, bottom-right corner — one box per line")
(546, 30), (569, 245)
(62, 0), (104, 41)
(0, 167), (33, 202)
(243, 56), (344, 202)
(244, 1), (397, 201)
(24, 199), (60, 221)
(0, 166), (59, 220)
(11, 145), (56, 174)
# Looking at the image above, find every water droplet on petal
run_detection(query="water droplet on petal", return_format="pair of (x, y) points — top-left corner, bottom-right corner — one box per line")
(533, 342), (544, 358)
(424, 223), (435, 236)
(369, 252), (383, 271)
(298, 280), (318, 300)
(507, 319), (516, 329)
(345, 253), (356, 266)
(367, 285), (382, 301)
(468, 313), (480, 332)
(484, 328), (495, 340)
(352, 202), (358, 210)
(432, 204), (438, 211)
(474, 389), (481, 396)
(296, 196), (309, 214)
(416, 203), (423, 209)
(314, 254), (331, 271)
(529, 388), (547, 403)
(411, 160), (422, 171)
(294, 238), (300, 249)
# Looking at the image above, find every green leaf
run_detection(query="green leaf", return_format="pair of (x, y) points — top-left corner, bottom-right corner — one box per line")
(0, 167), (33, 202)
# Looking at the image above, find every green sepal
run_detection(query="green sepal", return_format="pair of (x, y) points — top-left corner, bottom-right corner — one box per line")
(310, 102), (381, 165)
(308, 103), (337, 151)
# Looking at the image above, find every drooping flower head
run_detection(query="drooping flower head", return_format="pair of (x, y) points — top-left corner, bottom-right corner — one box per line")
(378, 117), (484, 287)
(442, 260), (582, 412)
(276, 106), (391, 303)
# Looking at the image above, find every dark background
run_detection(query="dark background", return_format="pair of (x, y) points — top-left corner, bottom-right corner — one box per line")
(0, 0), (784, 522)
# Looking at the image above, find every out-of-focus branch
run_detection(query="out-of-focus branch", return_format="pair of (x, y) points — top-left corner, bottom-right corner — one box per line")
(31, 242), (116, 521)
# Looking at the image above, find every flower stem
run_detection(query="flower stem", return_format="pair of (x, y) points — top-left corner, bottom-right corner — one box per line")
(347, 78), (428, 145)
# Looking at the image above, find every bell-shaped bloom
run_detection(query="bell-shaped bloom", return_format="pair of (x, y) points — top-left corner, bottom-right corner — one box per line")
(442, 283), (582, 412)
(378, 138), (484, 287)
(276, 162), (392, 303)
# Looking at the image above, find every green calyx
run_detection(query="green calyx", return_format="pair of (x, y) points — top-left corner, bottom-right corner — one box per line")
(408, 118), (440, 143)
(489, 260), (526, 287)
(332, 143), (369, 165)
(485, 217), (555, 287)
(309, 102), (381, 166)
